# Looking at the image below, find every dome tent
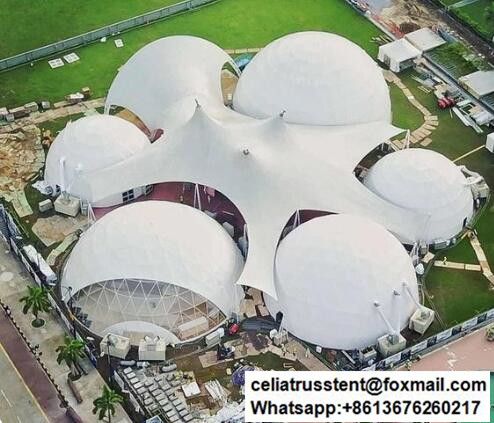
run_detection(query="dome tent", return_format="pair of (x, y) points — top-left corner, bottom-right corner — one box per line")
(233, 31), (391, 126)
(265, 214), (419, 350)
(62, 201), (244, 342)
(44, 114), (150, 207)
(364, 148), (474, 244)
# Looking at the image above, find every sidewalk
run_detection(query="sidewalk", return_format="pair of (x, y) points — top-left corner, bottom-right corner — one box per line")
(0, 244), (130, 422)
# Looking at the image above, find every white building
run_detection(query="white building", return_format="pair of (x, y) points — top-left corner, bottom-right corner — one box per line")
(62, 201), (244, 344)
(45, 114), (150, 207)
(265, 214), (419, 350)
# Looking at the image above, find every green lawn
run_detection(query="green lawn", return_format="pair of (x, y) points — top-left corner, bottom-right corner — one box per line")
(0, 0), (180, 59)
(399, 71), (487, 161)
(425, 267), (494, 327)
(0, 0), (382, 108)
(389, 83), (423, 131)
(453, 0), (494, 40)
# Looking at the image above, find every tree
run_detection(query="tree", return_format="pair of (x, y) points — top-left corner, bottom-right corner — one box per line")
(56, 336), (86, 380)
(19, 285), (51, 327)
(92, 386), (123, 423)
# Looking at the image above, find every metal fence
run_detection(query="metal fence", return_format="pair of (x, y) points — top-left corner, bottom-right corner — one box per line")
(0, 0), (216, 71)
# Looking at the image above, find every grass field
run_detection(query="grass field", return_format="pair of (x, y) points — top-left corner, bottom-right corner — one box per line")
(0, 0), (180, 59)
(0, 0), (382, 108)
(425, 267), (494, 327)
(452, 0), (494, 40)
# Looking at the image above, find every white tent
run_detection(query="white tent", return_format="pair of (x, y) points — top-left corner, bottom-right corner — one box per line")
(265, 214), (419, 350)
(60, 33), (441, 300)
(364, 149), (474, 243)
(74, 106), (428, 299)
(62, 201), (245, 325)
(105, 35), (240, 132)
(233, 32), (392, 126)
(44, 114), (150, 207)
(404, 28), (446, 52)
(459, 70), (494, 99)
(378, 39), (421, 73)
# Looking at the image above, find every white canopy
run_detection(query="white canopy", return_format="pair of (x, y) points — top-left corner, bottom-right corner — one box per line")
(404, 28), (446, 52)
(233, 32), (392, 126)
(62, 201), (244, 315)
(44, 114), (149, 197)
(459, 70), (494, 98)
(365, 148), (474, 243)
(378, 39), (421, 72)
(265, 214), (419, 350)
(74, 106), (427, 299)
(105, 35), (239, 131)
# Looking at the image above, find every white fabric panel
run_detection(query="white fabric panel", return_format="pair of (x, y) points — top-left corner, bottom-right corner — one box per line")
(44, 114), (149, 198)
(105, 35), (237, 131)
(265, 214), (419, 350)
(233, 32), (391, 126)
(62, 201), (245, 315)
(364, 149), (474, 243)
(73, 107), (428, 299)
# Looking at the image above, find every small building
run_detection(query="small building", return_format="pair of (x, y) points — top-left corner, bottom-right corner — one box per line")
(459, 70), (494, 99)
(487, 132), (494, 153)
(404, 27), (446, 52)
(378, 38), (421, 72)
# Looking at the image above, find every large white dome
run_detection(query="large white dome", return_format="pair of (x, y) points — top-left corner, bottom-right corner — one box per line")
(266, 214), (418, 350)
(364, 149), (474, 243)
(62, 201), (244, 342)
(62, 200), (244, 314)
(45, 114), (149, 199)
(233, 31), (391, 126)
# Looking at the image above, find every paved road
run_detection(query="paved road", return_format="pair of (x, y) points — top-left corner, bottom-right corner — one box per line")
(0, 312), (71, 423)
(0, 341), (49, 423)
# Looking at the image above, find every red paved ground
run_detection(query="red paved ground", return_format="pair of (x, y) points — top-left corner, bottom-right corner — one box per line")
(0, 312), (71, 423)
(93, 182), (329, 239)
(404, 328), (494, 371)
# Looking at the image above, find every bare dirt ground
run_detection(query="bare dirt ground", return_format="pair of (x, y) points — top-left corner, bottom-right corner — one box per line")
(0, 125), (44, 199)
(377, 0), (494, 62)
(380, 0), (440, 28)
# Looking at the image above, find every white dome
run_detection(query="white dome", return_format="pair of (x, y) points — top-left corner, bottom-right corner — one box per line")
(364, 149), (474, 243)
(233, 31), (391, 126)
(266, 214), (418, 350)
(105, 35), (236, 131)
(62, 201), (244, 316)
(45, 114), (149, 199)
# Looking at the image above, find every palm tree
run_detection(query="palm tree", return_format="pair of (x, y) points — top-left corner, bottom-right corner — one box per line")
(19, 285), (51, 327)
(92, 386), (123, 423)
(56, 337), (86, 380)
